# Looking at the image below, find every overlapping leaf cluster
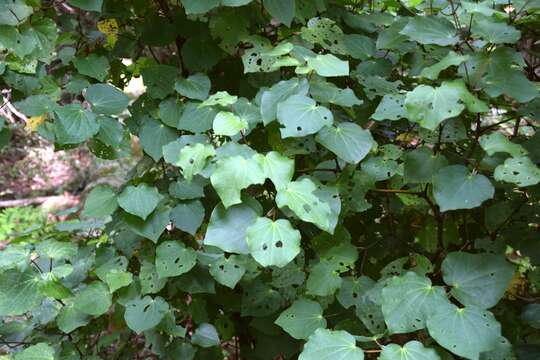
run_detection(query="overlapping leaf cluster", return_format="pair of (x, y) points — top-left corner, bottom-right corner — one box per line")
(1, 0), (540, 359)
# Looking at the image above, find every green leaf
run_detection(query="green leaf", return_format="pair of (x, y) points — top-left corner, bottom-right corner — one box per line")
(13, 343), (55, 360)
(494, 156), (540, 187)
(155, 241), (197, 278)
(277, 94), (333, 138)
(405, 81), (487, 130)
(307, 54), (349, 77)
(178, 143), (216, 181)
(432, 165), (494, 212)
(0, 269), (43, 316)
(170, 201), (205, 235)
(213, 111), (248, 136)
(159, 98), (184, 128)
(479, 132), (527, 157)
(427, 304), (502, 359)
(85, 84), (129, 115)
(105, 270), (133, 293)
(73, 281), (112, 316)
(343, 34), (375, 60)
(181, 0), (220, 14)
(246, 217), (301, 267)
(192, 323), (221, 348)
(420, 51), (469, 80)
(139, 118), (177, 161)
(260, 78), (309, 125)
(0, 0), (33, 26)
(310, 81), (362, 107)
(140, 261), (167, 294)
(82, 185), (118, 218)
(208, 254), (246, 288)
(371, 94), (407, 121)
(255, 151), (294, 190)
(241, 280), (284, 316)
(68, 0), (103, 12)
(36, 240), (78, 260)
(175, 73), (211, 101)
(400, 16), (458, 46)
(141, 65), (178, 99)
(381, 272), (449, 334)
(306, 261), (342, 296)
(122, 206), (170, 243)
(299, 328), (364, 360)
(275, 298), (326, 339)
(73, 54), (109, 81)
(442, 252), (515, 309)
(178, 102), (217, 133)
(118, 184), (163, 220)
(472, 16), (520, 44)
(521, 304), (540, 329)
(204, 202), (259, 254)
(210, 155), (266, 208)
(337, 276), (375, 309)
(58, 302), (90, 333)
(315, 122), (374, 164)
(54, 104), (99, 144)
(263, 0), (296, 27)
(276, 177), (335, 233)
(124, 296), (170, 334)
(379, 341), (440, 360)
(201, 91), (238, 107)
(301, 17), (347, 55)
(403, 147), (448, 183)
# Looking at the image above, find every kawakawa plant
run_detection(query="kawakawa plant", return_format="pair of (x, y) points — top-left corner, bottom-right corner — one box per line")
(0, 0), (539, 359)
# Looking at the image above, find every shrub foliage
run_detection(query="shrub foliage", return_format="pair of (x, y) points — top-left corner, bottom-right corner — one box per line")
(1, 0), (540, 359)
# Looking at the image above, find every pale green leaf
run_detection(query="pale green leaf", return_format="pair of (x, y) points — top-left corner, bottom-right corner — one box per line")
(246, 217), (301, 267)
(276, 94), (333, 138)
(299, 328), (364, 360)
(210, 155), (266, 208)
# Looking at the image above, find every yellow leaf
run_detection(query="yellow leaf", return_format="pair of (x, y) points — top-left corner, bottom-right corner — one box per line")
(97, 18), (119, 48)
(97, 18), (119, 36)
(26, 115), (46, 132)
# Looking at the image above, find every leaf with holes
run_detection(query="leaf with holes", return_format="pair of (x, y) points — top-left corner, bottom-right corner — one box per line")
(442, 252), (515, 309)
(277, 94), (333, 138)
(275, 298), (326, 339)
(276, 177), (335, 233)
(494, 156), (540, 187)
(178, 143), (216, 182)
(124, 296), (169, 334)
(155, 241), (197, 278)
(246, 217), (301, 268)
(208, 255), (246, 288)
(427, 303), (502, 359)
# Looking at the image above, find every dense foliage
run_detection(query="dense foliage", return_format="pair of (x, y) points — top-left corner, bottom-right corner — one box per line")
(1, 0), (540, 359)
